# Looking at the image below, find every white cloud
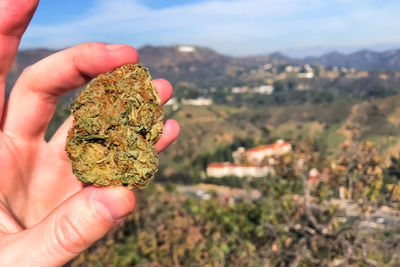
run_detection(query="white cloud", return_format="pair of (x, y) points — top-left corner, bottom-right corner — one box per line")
(21, 0), (400, 56)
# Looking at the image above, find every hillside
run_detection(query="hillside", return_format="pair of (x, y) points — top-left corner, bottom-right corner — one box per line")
(7, 46), (400, 102)
(6, 49), (55, 98)
(139, 45), (233, 88)
(302, 49), (400, 71)
(5, 45), (276, 97)
(159, 94), (400, 176)
(9, 45), (400, 169)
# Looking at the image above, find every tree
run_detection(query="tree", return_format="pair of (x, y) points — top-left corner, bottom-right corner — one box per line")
(273, 80), (285, 92)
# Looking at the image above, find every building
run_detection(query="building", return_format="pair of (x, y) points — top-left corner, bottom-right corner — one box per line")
(207, 140), (291, 178)
(231, 86), (249, 94)
(254, 85), (274, 95)
(344, 71), (369, 79)
(206, 162), (271, 178)
(232, 147), (246, 164)
(297, 64), (314, 79)
(246, 140), (292, 164)
(181, 97), (213, 106)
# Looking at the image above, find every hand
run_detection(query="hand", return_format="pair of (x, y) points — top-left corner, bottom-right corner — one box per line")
(0, 1), (179, 266)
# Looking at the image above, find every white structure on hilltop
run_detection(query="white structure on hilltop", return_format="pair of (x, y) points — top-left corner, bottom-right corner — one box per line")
(206, 162), (271, 178)
(178, 46), (196, 53)
(246, 140), (292, 164)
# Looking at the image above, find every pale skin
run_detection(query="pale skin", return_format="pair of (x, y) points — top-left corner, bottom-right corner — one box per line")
(0, 0), (180, 266)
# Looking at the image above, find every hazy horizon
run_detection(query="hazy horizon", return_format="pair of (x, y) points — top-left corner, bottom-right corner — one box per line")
(17, 42), (400, 59)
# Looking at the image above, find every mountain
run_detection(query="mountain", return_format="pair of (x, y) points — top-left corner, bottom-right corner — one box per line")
(6, 45), (400, 99)
(268, 52), (290, 62)
(5, 45), (281, 97)
(139, 45), (286, 87)
(303, 49), (400, 70)
(6, 49), (55, 98)
(139, 45), (234, 88)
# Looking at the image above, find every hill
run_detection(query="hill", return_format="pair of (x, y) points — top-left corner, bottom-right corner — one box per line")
(139, 45), (234, 88)
(6, 45), (400, 109)
(302, 49), (400, 71)
(159, 94), (400, 177)
(6, 49), (55, 98)
(5, 46), (269, 98)
(7, 46), (400, 97)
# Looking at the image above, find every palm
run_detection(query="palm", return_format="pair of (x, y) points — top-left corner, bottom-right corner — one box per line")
(0, 1), (179, 265)
(0, 132), (82, 228)
(0, 54), (177, 231)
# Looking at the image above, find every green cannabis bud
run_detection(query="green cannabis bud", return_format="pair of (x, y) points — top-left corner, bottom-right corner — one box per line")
(65, 64), (163, 189)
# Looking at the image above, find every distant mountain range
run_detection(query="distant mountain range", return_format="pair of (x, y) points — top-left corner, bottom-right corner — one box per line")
(6, 45), (400, 98)
(302, 50), (400, 71)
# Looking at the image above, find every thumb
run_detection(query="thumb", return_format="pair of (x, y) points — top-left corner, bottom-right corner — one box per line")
(0, 186), (135, 266)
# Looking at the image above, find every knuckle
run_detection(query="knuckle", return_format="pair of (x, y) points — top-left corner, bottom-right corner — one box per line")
(54, 214), (90, 255)
(78, 42), (106, 51)
(21, 64), (32, 75)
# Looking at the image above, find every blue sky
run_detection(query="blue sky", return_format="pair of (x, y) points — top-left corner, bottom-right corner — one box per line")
(21, 0), (400, 57)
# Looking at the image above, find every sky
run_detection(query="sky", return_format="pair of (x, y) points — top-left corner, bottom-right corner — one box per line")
(20, 0), (400, 57)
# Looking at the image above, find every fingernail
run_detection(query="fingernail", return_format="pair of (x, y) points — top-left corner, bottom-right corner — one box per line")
(91, 187), (135, 222)
(105, 44), (127, 51)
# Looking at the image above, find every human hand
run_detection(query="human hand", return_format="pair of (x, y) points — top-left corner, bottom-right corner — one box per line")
(0, 1), (179, 266)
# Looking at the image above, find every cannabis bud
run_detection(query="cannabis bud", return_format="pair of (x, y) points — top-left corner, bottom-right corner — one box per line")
(65, 64), (163, 189)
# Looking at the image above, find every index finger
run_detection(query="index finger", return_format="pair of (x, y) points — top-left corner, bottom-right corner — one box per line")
(0, 0), (39, 114)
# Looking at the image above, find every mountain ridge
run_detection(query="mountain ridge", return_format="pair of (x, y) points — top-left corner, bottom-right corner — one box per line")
(6, 45), (400, 98)
(302, 49), (400, 70)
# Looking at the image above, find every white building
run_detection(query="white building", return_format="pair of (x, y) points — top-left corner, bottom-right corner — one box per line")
(206, 162), (271, 178)
(181, 97), (213, 106)
(254, 85), (274, 95)
(178, 46), (196, 53)
(246, 140), (291, 164)
(232, 87), (242, 94)
(297, 72), (314, 79)
(298, 64), (314, 79)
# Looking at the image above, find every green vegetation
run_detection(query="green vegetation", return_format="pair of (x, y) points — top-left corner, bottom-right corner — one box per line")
(44, 80), (400, 266)
(71, 141), (400, 266)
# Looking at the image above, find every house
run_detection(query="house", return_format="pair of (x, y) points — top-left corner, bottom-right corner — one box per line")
(254, 85), (274, 95)
(206, 162), (271, 178)
(246, 140), (292, 164)
(297, 64), (314, 79)
(297, 72), (314, 79)
(181, 97), (213, 106)
(231, 86), (249, 94)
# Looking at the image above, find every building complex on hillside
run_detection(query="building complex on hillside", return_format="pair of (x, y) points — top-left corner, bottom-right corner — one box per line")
(246, 140), (292, 164)
(206, 140), (292, 178)
(206, 162), (272, 178)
